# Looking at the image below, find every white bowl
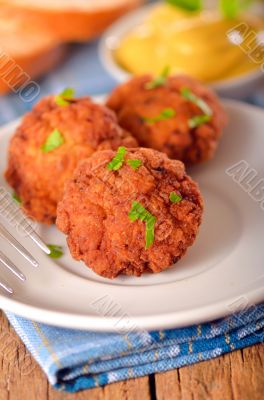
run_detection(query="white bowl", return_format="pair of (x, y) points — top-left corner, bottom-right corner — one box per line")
(99, 2), (264, 99)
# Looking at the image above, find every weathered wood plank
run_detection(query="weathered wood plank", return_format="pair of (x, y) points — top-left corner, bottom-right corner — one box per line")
(103, 377), (151, 400)
(0, 310), (263, 400)
(155, 345), (264, 400)
(48, 377), (151, 400)
(227, 345), (264, 400)
(48, 386), (105, 400)
(0, 311), (48, 400)
(0, 311), (151, 400)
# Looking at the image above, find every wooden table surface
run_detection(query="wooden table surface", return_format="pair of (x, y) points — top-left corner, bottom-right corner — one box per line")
(0, 311), (263, 400)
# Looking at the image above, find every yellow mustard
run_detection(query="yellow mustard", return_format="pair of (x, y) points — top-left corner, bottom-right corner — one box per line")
(115, 4), (262, 82)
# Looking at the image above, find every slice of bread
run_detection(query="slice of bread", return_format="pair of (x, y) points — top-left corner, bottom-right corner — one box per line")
(0, 6), (66, 94)
(0, 0), (144, 41)
(0, 0), (144, 93)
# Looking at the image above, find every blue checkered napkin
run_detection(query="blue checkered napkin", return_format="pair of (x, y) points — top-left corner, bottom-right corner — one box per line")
(5, 304), (264, 393)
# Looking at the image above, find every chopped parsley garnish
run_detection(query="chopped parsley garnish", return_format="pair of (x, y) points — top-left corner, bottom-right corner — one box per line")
(12, 192), (22, 205)
(165, 0), (202, 12)
(41, 129), (65, 153)
(55, 87), (75, 106)
(167, 0), (253, 19)
(181, 87), (212, 128)
(188, 114), (211, 128)
(145, 66), (170, 90)
(220, 0), (242, 19)
(47, 245), (63, 259)
(127, 159), (142, 170)
(180, 87), (212, 116)
(170, 192), (182, 203)
(221, 0), (254, 19)
(107, 146), (126, 171)
(128, 201), (156, 249)
(107, 149), (142, 171)
(143, 108), (175, 124)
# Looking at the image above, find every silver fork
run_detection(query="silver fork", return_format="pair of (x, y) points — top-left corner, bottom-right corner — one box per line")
(0, 189), (51, 294)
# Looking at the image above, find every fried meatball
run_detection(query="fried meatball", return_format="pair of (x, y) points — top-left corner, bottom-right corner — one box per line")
(5, 96), (138, 224)
(56, 147), (203, 278)
(106, 75), (227, 165)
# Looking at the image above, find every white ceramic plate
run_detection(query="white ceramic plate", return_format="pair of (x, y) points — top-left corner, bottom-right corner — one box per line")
(99, 2), (264, 99)
(0, 99), (263, 331)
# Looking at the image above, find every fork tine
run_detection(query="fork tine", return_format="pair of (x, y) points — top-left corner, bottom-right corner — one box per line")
(0, 223), (39, 267)
(0, 193), (51, 255)
(0, 191), (52, 294)
(0, 278), (13, 294)
(0, 251), (26, 281)
(28, 232), (51, 255)
(18, 219), (51, 255)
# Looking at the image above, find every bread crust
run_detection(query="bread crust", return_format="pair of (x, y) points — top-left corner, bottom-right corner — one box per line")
(0, 0), (144, 41)
(0, 45), (67, 95)
(0, 5), (66, 94)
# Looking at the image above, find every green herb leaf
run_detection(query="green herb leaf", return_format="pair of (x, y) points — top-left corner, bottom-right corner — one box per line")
(220, 0), (240, 19)
(47, 244), (63, 259)
(181, 87), (212, 128)
(60, 88), (75, 98)
(220, 0), (253, 19)
(128, 201), (146, 222)
(169, 191), (182, 203)
(166, 0), (203, 12)
(143, 108), (176, 124)
(55, 87), (75, 106)
(107, 146), (126, 171)
(128, 201), (156, 249)
(127, 159), (142, 170)
(180, 87), (212, 116)
(188, 114), (211, 128)
(41, 129), (65, 153)
(145, 216), (156, 249)
(12, 192), (22, 205)
(145, 66), (170, 90)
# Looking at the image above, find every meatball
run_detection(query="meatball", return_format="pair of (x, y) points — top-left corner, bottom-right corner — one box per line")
(106, 74), (227, 165)
(56, 147), (203, 278)
(5, 96), (137, 224)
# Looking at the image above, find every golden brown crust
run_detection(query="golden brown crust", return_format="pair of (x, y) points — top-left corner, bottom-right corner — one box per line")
(106, 75), (228, 165)
(56, 147), (204, 278)
(5, 96), (138, 224)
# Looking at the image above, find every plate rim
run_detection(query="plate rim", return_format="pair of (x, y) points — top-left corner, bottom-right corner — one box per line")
(1, 283), (264, 331)
(1, 99), (264, 331)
